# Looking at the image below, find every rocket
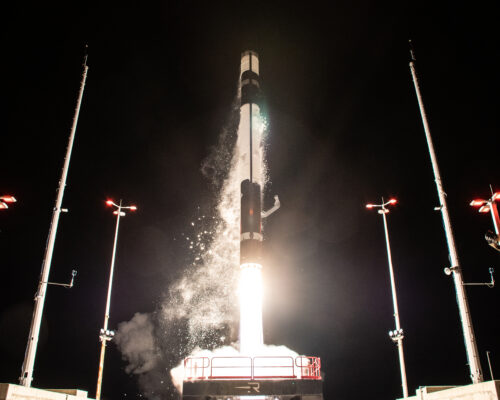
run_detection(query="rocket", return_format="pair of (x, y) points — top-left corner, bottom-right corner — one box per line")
(238, 51), (280, 266)
(238, 51), (280, 354)
(239, 50), (264, 266)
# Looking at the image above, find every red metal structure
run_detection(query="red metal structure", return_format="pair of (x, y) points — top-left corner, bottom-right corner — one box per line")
(184, 356), (321, 381)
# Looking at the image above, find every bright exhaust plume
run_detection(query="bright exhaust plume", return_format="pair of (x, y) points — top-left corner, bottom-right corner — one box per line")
(239, 263), (264, 355)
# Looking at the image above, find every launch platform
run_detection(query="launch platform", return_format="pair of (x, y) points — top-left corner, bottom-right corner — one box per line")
(182, 355), (323, 400)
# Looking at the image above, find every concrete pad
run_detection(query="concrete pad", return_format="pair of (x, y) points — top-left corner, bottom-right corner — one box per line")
(0, 383), (94, 400)
(401, 380), (500, 400)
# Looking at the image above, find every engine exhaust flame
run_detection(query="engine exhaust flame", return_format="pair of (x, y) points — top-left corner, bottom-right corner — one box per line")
(239, 263), (264, 355)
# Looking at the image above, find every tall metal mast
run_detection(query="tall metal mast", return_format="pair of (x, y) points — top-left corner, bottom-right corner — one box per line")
(20, 53), (89, 387)
(409, 43), (483, 383)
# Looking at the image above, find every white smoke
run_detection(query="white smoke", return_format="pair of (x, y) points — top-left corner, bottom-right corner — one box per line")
(161, 167), (241, 331)
(170, 345), (241, 393)
(115, 99), (243, 398)
(116, 82), (296, 399)
(115, 312), (159, 375)
(159, 100), (243, 348)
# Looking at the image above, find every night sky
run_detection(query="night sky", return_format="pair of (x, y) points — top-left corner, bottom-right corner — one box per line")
(1, 2), (499, 400)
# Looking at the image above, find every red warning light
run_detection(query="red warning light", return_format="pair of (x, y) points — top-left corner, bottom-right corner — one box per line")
(470, 199), (486, 207)
(130, 206), (137, 211)
(106, 200), (114, 206)
(493, 192), (500, 201)
(388, 199), (397, 205)
(0, 196), (16, 203)
(479, 205), (490, 213)
(366, 204), (374, 209)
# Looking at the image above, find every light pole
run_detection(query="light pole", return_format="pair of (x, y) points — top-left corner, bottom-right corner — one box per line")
(366, 197), (408, 398)
(96, 199), (137, 400)
(0, 195), (17, 210)
(470, 190), (500, 252)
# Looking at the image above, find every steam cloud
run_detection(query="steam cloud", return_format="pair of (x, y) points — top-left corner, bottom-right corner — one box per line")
(115, 312), (159, 375)
(116, 98), (245, 399)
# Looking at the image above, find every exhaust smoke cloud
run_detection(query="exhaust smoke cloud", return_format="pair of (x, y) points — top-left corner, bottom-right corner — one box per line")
(116, 97), (245, 398)
(116, 76), (294, 398)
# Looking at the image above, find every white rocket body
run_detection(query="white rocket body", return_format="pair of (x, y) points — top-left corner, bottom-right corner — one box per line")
(238, 51), (265, 355)
(237, 52), (265, 187)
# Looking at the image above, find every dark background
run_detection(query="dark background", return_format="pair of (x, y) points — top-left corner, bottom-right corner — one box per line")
(1, 1), (499, 400)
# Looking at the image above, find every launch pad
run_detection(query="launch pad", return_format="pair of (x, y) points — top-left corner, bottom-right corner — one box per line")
(182, 355), (323, 400)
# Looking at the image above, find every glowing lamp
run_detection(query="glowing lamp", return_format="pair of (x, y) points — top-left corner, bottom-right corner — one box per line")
(366, 204), (374, 209)
(479, 206), (490, 213)
(0, 202), (8, 210)
(388, 199), (397, 204)
(0, 195), (16, 203)
(470, 199), (486, 207)
(106, 200), (113, 206)
(130, 205), (137, 211)
(493, 192), (500, 201)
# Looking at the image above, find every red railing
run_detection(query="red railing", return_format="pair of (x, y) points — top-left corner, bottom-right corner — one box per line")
(210, 356), (252, 379)
(253, 356), (296, 379)
(184, 356), (321, 381)
(184, 357), (210, 380)
(295, 356), (321, 379)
